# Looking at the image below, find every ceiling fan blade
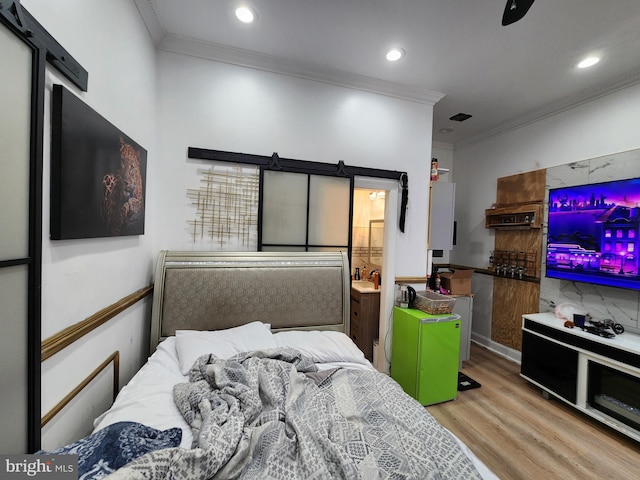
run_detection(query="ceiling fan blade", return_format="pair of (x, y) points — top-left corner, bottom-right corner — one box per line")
(502, 0), (535, 26)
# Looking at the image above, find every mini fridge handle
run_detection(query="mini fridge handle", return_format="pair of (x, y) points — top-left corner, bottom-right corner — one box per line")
(419, 313), (461, 323)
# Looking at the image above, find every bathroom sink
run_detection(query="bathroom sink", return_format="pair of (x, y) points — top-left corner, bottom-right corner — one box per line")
(351, 280), (377, 292)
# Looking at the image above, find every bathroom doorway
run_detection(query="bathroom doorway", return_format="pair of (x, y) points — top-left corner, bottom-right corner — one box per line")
(351, 188), (386, 281)
(352, 176), (398, 373)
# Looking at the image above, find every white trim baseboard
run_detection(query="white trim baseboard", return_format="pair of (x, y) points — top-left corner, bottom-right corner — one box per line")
(470, 332), (522, 365)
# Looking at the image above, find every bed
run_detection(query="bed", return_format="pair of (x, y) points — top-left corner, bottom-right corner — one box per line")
(71, 251), (497, 479)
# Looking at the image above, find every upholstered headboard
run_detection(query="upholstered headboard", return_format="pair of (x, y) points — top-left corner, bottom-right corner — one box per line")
(150, 251), (351, 351)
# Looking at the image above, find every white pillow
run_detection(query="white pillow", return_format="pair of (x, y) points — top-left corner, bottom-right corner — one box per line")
(175, 323), (271, 336)
(175, 321), (276, 374)
(273, 330), (369, 365)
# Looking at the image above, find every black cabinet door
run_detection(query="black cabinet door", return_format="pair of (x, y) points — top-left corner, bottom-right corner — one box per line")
(521, 331), (579, 403)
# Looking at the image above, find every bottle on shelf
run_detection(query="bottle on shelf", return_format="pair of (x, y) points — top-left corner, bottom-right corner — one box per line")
(430, 158), (439, 181)
(428, 264), (438, 291)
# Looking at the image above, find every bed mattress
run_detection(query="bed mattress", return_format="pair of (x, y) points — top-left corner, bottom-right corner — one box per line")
(93, 332), (497, 479)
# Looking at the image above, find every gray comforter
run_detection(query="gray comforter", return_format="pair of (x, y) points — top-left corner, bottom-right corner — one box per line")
(107, 349), (482, 479)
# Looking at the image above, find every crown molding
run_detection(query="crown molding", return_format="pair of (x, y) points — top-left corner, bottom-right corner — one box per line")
(457, 67), (640, 150)
(432, 141), (454, 151)
(158, 34), (445, 106)
(134, 0), (166, 45)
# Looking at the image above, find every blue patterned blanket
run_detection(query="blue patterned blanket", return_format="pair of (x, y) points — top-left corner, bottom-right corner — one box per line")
(106, 349), (482, 479)
(39, 421), (181, 479)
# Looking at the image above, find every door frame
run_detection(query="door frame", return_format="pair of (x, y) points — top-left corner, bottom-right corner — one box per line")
(354, 176), (398, 373)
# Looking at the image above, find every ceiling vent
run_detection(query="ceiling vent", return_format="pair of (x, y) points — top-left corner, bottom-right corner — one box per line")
(449, 113), (472, 122)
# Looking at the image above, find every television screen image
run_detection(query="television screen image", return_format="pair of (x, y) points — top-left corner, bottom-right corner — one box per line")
(546, 177), (640, 290)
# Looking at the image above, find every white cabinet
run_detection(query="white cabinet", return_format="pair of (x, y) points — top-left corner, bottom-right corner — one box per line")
(453, 294), (473, 368)
(521, 313), (640, 442)
(428, 182), (455, 250)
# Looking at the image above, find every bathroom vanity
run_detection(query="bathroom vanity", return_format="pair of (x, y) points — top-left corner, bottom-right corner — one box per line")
(350, 281), (380, 361)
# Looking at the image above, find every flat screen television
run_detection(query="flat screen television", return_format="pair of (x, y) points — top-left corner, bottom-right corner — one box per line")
(546, 177), (640, 290)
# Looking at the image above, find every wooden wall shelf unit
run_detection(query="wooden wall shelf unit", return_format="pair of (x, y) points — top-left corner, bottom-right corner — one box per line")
(485, 202), (543, 229)
(437, 263), (540, 283)
(487, 169), (546, 351)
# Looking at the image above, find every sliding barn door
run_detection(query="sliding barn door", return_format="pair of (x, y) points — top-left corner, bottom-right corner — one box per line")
(0, 22), (33, 454)
(0, 16), (42, 453)
(260, 170), (352, 253)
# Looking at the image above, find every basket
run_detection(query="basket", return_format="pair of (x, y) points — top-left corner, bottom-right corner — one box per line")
(414, 290), (456, 315)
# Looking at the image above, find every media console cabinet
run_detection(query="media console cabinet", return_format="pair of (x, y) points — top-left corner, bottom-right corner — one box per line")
(521, 313), (640, 442)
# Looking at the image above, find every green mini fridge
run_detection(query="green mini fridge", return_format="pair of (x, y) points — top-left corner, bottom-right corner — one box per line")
(391, 307), (461, 405)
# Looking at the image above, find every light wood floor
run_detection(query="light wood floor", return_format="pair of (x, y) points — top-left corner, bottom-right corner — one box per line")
(427, 342), (640, 480)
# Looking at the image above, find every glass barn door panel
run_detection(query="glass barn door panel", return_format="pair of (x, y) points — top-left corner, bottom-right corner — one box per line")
(262, 171), (308, 245)
(308, 176), (350, 247)
(0, 13), (38, 453)
(0, 265), (28, 453)
(0, 25), (31, 261)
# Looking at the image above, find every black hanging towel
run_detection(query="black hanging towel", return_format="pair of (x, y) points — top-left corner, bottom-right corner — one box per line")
(399, 173), (408, 232)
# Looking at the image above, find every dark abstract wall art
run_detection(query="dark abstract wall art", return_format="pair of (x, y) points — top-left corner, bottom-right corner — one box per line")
(51, 84), (147, 239)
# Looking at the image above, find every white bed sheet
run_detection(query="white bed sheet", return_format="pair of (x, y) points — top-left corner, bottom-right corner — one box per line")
(93, 336), (498, 479)
(93, 337), (192, 447)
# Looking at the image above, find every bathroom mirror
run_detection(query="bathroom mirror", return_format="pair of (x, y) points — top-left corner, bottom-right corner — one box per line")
(368, 219), (384, 267)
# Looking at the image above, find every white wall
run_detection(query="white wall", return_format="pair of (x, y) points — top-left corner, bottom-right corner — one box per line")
(21, 0), (158, 449)
(155, 51), (435, 278)
(452, 83), (640, 354)
(154, 52), (436, 376)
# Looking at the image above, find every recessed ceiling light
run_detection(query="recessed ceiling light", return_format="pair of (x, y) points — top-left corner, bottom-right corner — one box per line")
(577, 56), (600, 69)
(235, 5), (256, 24)
(386, 48), (405, 62)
